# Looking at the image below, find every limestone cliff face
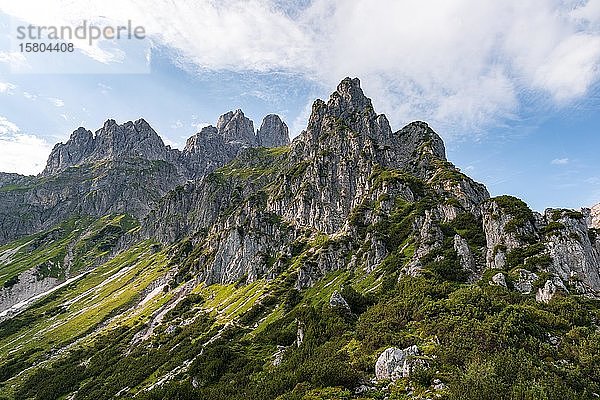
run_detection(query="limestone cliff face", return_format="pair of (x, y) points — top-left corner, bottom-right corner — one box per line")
(543, 209), (600, 294)
(271, 78), (454, 235)
(0, 159), (181, 244)
(257, 114), (289, 148)
(143, 78), (491, 289)
(141, 78), (600, 297)
(481, 198), (600, 296)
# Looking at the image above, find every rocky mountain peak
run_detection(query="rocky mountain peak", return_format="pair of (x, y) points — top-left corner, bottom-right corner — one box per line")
(70, 126), (94, 144)
(330, 77), (373, 115)
(103, 118), (117, 128)
(295, 77), (447, 171)
(302, 77), (387, 146)
(91, 118), (167, 160)
(257, 114), (290, 147)
(397, 121), (446, 160)
(43, 118), (169, 175)
(216, 109), (256, 145)
(183, 125), (219, 153)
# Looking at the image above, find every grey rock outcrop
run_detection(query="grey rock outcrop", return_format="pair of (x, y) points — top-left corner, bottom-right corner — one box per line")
(182, 125), (242, 177)
(0, 268), (59, 319)
(543, 209), (600, 295)
(329, 290), (351, 312)
(590, 203), (600, 229)
(481, 197), (538, 271)
(514, 269), (538, 294)
(454, 234), (476, 277)
(481, 200), (600, 296)
(0, 110), (292, 245)
(375, 345), (425, 380)
(43, 119), (175, 176)
(536, 277), (567, 303)
(143, 77), (490, 288)
(257, 114), (290, 147)
(216, 109), (256, 145)
(4, 76), (600, 306)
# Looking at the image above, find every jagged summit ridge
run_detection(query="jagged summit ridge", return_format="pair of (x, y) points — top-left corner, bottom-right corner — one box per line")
(43, 111), (291, 177)
(43, 118), (169, 176)
(2, 77), (600, 399)
(295, 77), (446, 168)
(216, 109), (256, 144)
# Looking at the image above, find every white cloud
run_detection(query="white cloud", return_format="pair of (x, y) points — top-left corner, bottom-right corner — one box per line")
(48, 97), (64, 107)
(0, 116), (19, 134)
(0, 82), (16, 94)
(1, 0), (600, 133)
(0, 117), (52, 175)
(98, 83), (112, 94)
(532, 34), (600, 102)
(22, 91), (37, 100)
(571, 0), (600, 26)
(0, 51), (28, 69)
(551, 158), (570, 165)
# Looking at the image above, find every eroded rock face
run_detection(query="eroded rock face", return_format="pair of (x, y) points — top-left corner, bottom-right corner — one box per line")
(3, 76), (600, 304)
(140, 78), (492, 288)
(182, 125), (244, 178)
(0, 111), (291, 245)
(543, 209), (600, 295)
(257, 114), (290, 147)
(454, 234), (476, 277)
(43, 119), (174, 176)
(536, 278), (567, 303)
(375, 345), (424, 380)
(0, 268), (59, 319)
(216, 109), (256, 145)
(514, 269), (538, 294)
(590, 203), (600, 229)
(480, 202), (600, 297)
(481, 198), (538, 271)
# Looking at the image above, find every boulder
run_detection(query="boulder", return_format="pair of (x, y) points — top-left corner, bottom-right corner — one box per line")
(375, 345), (425, 380)
(489, 272), (507, 287)
(513, 269), (538, 294)
(329, 290), (351, 312)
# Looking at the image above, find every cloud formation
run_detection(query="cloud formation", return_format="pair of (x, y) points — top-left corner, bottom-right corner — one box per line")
(1, 0), (600, 134)
(0, 82), (16, 94)
(551, 158), (570, 165)
(0, 116), (52, 175)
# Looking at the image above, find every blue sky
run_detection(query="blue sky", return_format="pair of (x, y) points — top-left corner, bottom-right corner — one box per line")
(0, 0), (599, 212)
